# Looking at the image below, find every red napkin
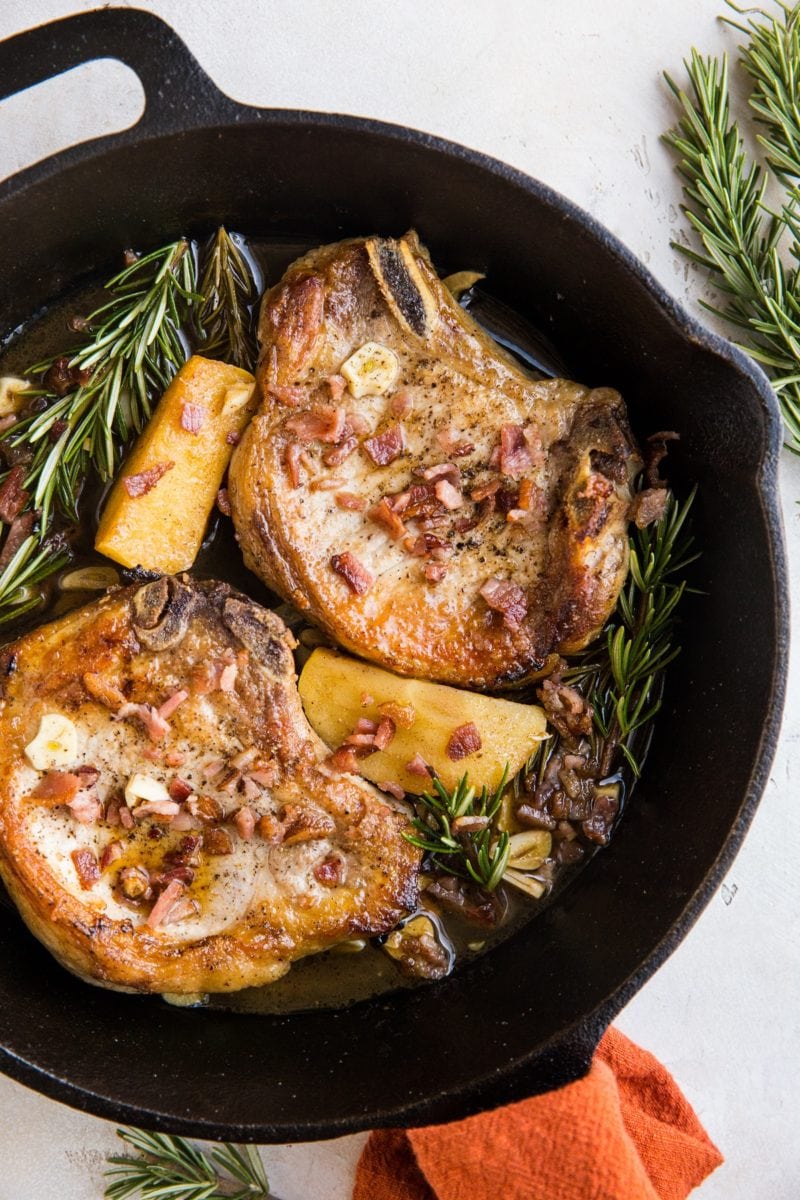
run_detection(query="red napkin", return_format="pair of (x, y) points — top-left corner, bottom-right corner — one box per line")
(353, 1028), (722, 1200)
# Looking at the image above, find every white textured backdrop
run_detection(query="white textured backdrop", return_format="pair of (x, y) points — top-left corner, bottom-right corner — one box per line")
(0, 3), (797, 1198)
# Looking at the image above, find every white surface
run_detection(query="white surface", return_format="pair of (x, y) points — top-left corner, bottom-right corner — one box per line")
(0, 2), (797, 1197)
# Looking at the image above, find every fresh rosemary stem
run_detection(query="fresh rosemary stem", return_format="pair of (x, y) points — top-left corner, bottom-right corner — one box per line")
(195, 226), (259, 370)
(105, 1127), (274, 1200)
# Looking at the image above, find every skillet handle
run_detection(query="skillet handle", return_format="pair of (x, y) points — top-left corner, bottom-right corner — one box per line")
(0, 7), (235, 138)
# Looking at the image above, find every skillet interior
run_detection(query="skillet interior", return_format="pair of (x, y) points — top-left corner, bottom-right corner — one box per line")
(0, 10), (786, 1139)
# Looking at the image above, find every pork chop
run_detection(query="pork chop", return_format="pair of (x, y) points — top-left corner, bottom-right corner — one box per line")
(229, 232), (640, 689)
(0, 576), (419, 994)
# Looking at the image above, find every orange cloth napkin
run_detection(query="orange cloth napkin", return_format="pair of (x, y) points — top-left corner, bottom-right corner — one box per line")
(353, 1028), (722, 1200)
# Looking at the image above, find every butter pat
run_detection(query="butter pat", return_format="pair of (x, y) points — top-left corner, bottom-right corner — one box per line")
(341, 342), (399, 398)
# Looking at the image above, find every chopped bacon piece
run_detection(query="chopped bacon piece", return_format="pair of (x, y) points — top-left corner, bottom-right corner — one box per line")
(127, 703), (170, 742)
(401, 482), (443, 520)
(286, 405), (346, 444)
(0, 511), (34, 571)
(158, 689), (188, 721)
(203, 758), (225, 780)
(165, 750), (185, 768)
(257, 813), (286, 844)
(434, 479), (463, 510)
(425, 562), (448, 584)
(378, 701), (416, 729)
(470, 478), (502, 503)
(147, 878), (190, 927)
(326, 746), (361, 774)
(235, 806), (256, 840)
(377, 780), (406, 801)
(119, 804), (134, 830)
(437, 428), (474, 457)
(500, 424), (532, 479)
(83, 672), (127, 710)
(405, 532), (450, 558)
(517, 479), (534, 511)
(225, 430), (240, 446)
(247, 762), (279, 787)
(480, 576), (528, 631)
(406, 754), (432, 777)
(187, 794), (224, 822)
(71, 848), (100, 889)
(171, 809), (201, 831)
(336, 491), (367, 512)
(280, 802), (335, 845)
(269, 384), (306, 407)
(344, 732), (379, 749)
(168, 777), (193, 802)
(360, 692), (374, 707)
(68, 792), (103, 824)
(369, 497), (407, 540)
(217, 487), (232, 516)
(353, 717), (378, 734)
(231, 746), (258, 770)
(180, 402), (207, 434)
(310, 476), (345, 492)
(373, 717), (396, 750)
(100, 840), (124, 870)
(446, 721), (482, 761)
(106, 796), (125, 827)
(327, 374), (347, 401)
(205, 827), (234, 855)
(391, 390), (414, 418)
(32, 770), (80, 803)
(0, 466), (29, 524)
(631, 487), (669, 528)
(363, 424), (405, 467)
(422, 462), (460, 485)
(219, 661), (238, 692)
(123, 461), (174, 498)
(285, 441), (305, 488)
(324, 436), (358, 467)
(240, 776), (261, 802)
(314, 855), (345, 887)
(330, 552), (373, 595)
(345, 412), (371, 436)
(134, 799), (181, 822)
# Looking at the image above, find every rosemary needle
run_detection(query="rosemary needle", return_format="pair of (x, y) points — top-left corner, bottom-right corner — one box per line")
(105, 1127), (275, 1200)
(406, 766), (511, 890)
(195, 226), (259, 370)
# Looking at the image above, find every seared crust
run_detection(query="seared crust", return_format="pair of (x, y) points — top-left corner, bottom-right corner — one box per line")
(0, 578), (419, 994)
(229, 232), (640, 688)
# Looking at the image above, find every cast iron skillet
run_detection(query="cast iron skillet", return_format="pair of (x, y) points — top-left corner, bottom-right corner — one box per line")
(0, 7), (787, 1141)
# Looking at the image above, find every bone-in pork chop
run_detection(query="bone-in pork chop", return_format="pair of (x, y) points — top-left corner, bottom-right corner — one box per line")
(0, 576), (419, 994)
(229, 232), (640, 689)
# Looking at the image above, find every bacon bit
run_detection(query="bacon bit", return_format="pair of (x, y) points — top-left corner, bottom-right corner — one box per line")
(330, 551), (373, 595)
(118, 865), (152, 902)
(119, 804), (134, 830)
(205, 827), (234, 855)
(631, 487), (669, 528)
(100, 841), (123, 870)
(480, 576), (529, 631)
(360, 692), (375, 707)
(165, 834), (202, 868)
(237, 776), (257, 802)
(248, 762), (279, 787)
(434, 479), (463, 510)
(32, 770), (80, 803)
(142, 745), (164, 763)
(225, 430), (241, 446)
(314, 856), (345, 887)
(391, 390), (414, 418)
(446, 722), (482, 761)
(363, 424), (405, 467)
(0, 466), (29, 523)
(219, 661), (238, 692)
(281, 803), (336, 845)
(373, 717), (396, 750)
(401, 482), (443, 520)
(437, 428), (474, 457)
(147, 879), (189, 927)
(326, 746), (361, 774)
(203, 758), (225, 780)
(257, 813), (286, 844)
(335, 491), (367, 512)
(120, 703), (170, 742)
(68, 793), (103, 824)
(270, 384), (307, 407)
(518, 479), (534, 510)
(406, 754), (432, 777)
(230, 746), (258, 770)
(71, 848), (100, 889)
(286, 405), (346, 444)
(422, 462), (460, 485)
(180, 402), (207, 434)
(354, 717), (378, 734)
(165, 750), (185, 768)
(499, 424), (532, 479)
(369, 497), (407, 540)
(377, 780), (406, 801)
(344, 732), (380, 750)
(158, 689), (188, 721)
(0, 511), (34, 570)
(217, 487), (232, 516)
(425, 562), (448, 584)
(123, 461), (174, 498)
(83, 672), (126, 710)
(235, 806), (256, 840)
(187, 794), (224, 822)
(327, 374), (347, 401)
(168, 777), (193, 802)
(171, 809), (201, 831)
(285, 441), (305, 488)
(378, 701), (416, 729)
(470, 478), (502, 503)
(134, 799), (181, 822)
(346, 412), (371, 436)
(323, 436), (357, 467)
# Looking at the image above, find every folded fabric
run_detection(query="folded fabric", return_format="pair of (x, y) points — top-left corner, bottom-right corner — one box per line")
(353, 1027), (722, 1200)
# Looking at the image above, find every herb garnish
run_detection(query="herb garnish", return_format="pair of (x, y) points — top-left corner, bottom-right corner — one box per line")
(105, 1127), (274, 1200)
(664, 2), (800, 452)
(195, 226), (259, 370)
(405, 765), (511, 890)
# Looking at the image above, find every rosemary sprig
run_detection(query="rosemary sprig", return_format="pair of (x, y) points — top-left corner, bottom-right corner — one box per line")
(565, 490), (697, 777)
(0, 533), (70, 626)
(405, 766), (511, 890)
(195, 227), (259, 370)
(664, 3), (800, 452)
(105, 1127), (274, 1200)
(10, 240), (198, 528)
